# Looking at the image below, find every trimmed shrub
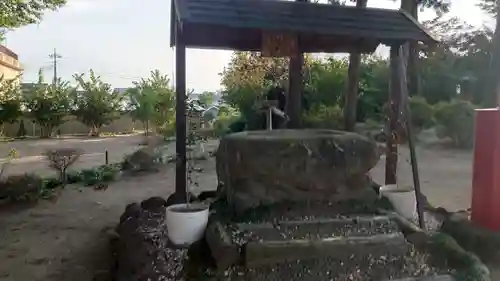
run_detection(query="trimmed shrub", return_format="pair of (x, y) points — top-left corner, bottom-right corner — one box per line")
(408, 96), (434, 130)
(214, 113), (242, 136)
(0, 174), (44, 202)
(302, 104), (343, 129)
(434, 100), (475, 149)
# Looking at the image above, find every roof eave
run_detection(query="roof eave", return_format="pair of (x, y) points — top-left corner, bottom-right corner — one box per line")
(398, 9), (440, 44)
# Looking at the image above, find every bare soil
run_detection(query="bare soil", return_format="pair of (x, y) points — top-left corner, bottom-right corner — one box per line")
(0, 152), (217, 281)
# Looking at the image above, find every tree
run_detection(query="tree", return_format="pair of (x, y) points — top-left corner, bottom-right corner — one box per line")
(143, 70), (176, 134)
(0, 74), (22, 134)
(24, 69), (71, 138)
(0, 0), (67, 41)
(422, 16), (492, 104)
(221, 52), (298, 119)
(128, 83), (157, 136)
(198, 91), (215, 107)
(72, 70), (124, 136)
(398, 0), (451, 100)
(478, 0), (500, 106)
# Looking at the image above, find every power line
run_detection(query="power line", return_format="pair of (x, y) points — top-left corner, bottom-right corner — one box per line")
(48, 48), (62, 85)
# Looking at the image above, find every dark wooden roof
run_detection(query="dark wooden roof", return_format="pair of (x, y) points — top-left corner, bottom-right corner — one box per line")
(171, 0), (437, 53)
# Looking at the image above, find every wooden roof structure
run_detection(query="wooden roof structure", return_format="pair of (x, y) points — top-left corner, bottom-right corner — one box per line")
(168, 0), (438, 204)
(170, 0), (437, 53)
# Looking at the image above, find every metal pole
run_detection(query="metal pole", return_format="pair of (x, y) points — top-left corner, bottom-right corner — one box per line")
(174, 22), (187, 202)
(105, 150), (109, 165)
(267, 108), (273, 130)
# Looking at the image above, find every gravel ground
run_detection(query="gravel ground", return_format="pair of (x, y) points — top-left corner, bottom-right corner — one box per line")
(237, 217), (400, 242)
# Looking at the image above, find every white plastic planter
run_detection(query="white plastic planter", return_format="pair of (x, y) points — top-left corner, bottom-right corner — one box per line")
(379, 184), (417, 220)
(166, 203), (209, 246)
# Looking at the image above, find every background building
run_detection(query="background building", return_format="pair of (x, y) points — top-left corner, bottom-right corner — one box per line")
(0, 45), (23, 83)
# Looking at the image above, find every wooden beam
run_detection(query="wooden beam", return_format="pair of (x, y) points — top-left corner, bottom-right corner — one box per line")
(287, 50), (304, 128)
(385, 45), (403, 185)
(175, 21), (188, 201)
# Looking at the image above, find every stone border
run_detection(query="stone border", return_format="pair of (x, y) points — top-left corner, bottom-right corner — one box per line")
(385, 210), (491, 281)
(439, 212), (500, 264)
(388, 277), (455, 281)
(205, 221), (241, 270)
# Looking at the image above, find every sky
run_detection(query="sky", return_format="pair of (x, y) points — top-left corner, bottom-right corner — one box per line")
(3, 0), (491, 92)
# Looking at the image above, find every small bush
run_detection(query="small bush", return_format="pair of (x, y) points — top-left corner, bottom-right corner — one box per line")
(98, 164), (120, 182)
(0, 174), (44, 202)
(81, 169), (101, 186)
(434, 100), (476, 149)
(44, 177), (62, 190)
(214, 113), (241, 136)
(121, 147), (159, 173)
(66, 171), (83, 184)
(45, 148), (83, 185)
(408, 96), (434, 130)
(0, 148), (18, 178)
(157, 120), (176, 139)
(302, 104), (343, 129)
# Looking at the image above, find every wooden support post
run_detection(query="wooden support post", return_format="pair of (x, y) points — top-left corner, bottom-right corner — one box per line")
(343, 0), (367, 132)
(385, 46), (402, 185)
(396, 45), (425, 230)
(175, 21), (187, 202)
(287, 50), (303, 129)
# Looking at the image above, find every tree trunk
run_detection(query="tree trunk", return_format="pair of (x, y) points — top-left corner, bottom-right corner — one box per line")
(486, 4), (500, 106)
(343, 0), (368, 132)
(40, 125), (52, 138)
(90, 125), (100, 137)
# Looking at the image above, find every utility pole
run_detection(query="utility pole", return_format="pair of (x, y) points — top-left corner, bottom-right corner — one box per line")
(49, 48), (62, 85)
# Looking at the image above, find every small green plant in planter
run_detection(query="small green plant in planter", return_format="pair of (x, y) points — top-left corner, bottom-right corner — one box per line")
(45, 148), (83, 187)
(165, 125), (210, 246)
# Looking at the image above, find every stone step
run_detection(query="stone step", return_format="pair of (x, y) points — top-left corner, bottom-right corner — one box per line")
(239, 215), (404, 266)
(229, 254), (454, 281)
(206, 215), (406, 269)
(244, 232), (408, 266)
(238, 215), (400, 241)
(207, 215), (455, 280)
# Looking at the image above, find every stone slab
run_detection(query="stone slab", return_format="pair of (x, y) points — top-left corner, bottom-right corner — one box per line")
(205, 221), (241, 270)
(244, 233), (408, 266)
(389, 276), (455, 281)
(237, 215), (399, 241)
